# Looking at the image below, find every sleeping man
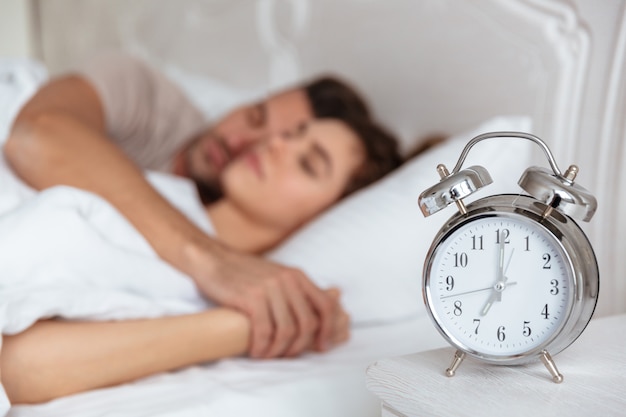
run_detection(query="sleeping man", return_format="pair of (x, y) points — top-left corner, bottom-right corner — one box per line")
(0, 115), (401, 404)
(3, 51), (382, 360)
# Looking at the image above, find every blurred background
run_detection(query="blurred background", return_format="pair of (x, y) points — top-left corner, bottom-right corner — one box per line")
(0, 0), (36, 58)
(0, 0), (570, 150)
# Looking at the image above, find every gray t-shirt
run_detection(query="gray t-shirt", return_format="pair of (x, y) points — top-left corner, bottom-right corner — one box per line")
(78, 52), (207, 172)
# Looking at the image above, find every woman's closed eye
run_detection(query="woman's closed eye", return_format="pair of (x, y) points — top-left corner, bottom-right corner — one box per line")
(299, 156), (319, 178)
(299, 145), (331, 179)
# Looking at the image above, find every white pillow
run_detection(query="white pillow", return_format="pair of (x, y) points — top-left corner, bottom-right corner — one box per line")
(268, 116), (534, 325)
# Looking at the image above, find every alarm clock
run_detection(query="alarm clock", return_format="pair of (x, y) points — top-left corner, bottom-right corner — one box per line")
(417, 132), (599, 383)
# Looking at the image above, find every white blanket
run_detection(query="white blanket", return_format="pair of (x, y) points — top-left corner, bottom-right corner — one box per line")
(0, 175), (216, 333)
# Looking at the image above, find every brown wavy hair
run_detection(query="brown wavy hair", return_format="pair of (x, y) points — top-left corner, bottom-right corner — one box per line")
(339, 116), (403, 197)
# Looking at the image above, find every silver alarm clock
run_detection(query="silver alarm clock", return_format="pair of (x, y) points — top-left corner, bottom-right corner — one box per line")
(418, 132), (599, 383)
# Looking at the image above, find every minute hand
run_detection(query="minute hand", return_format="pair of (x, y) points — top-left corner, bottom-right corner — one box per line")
(481, 232), (507, 315)
(496, 247), (515, 302)
(441, 282), (518, 300)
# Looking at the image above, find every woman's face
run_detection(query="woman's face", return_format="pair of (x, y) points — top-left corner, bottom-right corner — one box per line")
(220, 119), (365, 231)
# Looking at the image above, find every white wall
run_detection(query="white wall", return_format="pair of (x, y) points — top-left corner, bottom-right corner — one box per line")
(0, 0), (35, 58)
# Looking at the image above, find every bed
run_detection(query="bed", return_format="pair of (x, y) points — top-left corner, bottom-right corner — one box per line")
(2, 0), (626, 415)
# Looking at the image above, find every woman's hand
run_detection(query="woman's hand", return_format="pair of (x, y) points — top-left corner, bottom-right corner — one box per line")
(316, 288), (350, 350)
(185, 241), (341, 359)
(284, 288), (350, 357)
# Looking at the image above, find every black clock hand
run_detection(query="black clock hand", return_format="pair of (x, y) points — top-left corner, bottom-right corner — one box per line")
(496, 248), (515, 302)
(481, 243), (516, 315)
(481, 231), (507, 315)
(441, 282), (517, 300)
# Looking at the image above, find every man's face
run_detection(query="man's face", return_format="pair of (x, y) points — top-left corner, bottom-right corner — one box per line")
(172, 87), (314, 197)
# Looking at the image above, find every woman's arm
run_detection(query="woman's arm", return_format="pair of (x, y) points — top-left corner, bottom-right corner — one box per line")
(0, 291), (348, 405)
(0, 310), (250, 405)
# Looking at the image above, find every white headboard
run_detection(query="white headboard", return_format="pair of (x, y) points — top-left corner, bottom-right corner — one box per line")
(33, 0), (626, 317)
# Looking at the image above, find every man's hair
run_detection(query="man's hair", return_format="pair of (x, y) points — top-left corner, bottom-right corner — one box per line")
(305, 76), (371, 121)
(340, 116), (403, 197)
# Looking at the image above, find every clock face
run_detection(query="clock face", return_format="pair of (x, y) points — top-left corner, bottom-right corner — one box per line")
(425, 213), (575, 359)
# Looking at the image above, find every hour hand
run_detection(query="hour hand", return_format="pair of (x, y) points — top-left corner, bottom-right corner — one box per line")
(481, 247), (516, 315)
(480, 279), (517, 316)
(480, 291), (498, 316)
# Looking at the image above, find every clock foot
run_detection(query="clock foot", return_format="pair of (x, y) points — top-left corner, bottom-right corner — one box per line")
(540, 350), (564, 383)
(445, 350), (466, 377)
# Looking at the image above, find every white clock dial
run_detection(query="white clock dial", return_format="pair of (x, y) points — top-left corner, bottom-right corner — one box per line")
(425, 214), (574, 358)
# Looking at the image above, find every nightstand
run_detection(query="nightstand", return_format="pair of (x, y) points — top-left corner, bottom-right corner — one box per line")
(366, 314), (626, 417)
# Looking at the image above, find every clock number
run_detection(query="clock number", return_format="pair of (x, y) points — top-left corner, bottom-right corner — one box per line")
(471, 235), (484, 250)
(542, 253), (552, 269)
(473, 319), (481, 335)
(550, 279), (559, 295)
(453, 252), (468, 268)
(495, 228), (510, 244)
(541, 304), (550, 319)
(453, 300), (463, 316)
(522, 321), (532, 337)
(497, 326), (506, 342)
(445, 275), (455, 291)
(524, 236), (530, 251)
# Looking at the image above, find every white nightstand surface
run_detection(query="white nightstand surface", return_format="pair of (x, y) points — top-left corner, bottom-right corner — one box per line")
(366, 314), (626, 417)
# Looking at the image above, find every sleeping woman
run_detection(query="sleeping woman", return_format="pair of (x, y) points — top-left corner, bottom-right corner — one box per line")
(0, 117), (401, 404)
